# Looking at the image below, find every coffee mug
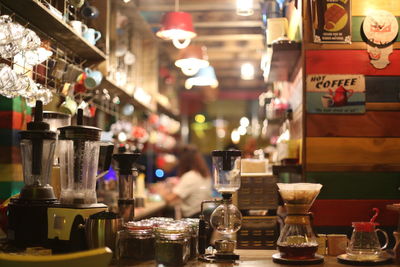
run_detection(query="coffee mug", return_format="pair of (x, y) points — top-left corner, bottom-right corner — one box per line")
(321, 94), (334, 108)
(65, 64), (82, 83)
(84, 67), (103, 89)
(81, 4), (99, 19)
(69, 20), (88, 36)
(69, 0), (85, 8)
(83, 28), (101, 45)
(327, 234), (348, 256)
(60, 96), (78, 115)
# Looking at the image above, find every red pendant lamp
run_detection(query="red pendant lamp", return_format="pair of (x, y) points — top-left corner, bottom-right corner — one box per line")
(156, 0), (196, 49)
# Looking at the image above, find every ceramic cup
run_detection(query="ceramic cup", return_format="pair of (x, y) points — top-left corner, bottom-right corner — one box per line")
(60, 96), (78, 115)
(69, 20), (88, 36)
(65, 64), (82, 83)
(81, 4), (99, 19)
(321, 94), (334, 108)
(327, 234), (348, 256)
(83, 28), (101, 45)
(69, 0), (85, 8)
(84, 67), (103, 89)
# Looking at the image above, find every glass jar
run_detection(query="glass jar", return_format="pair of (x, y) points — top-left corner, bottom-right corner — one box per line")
(116, 221), (155, 261)
(155, 223), (190, 266)
(180, 218), (200, 260)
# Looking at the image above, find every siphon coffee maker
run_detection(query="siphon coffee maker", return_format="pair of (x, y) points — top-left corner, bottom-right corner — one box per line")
(199, 150), (242, 263)
(7, 101), (57, 248)
(113, 150), (141, 222)
(47, 109), (108, 252)
(273, 183), (323, 264)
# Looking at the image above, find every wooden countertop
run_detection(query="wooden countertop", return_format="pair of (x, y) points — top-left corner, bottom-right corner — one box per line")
(115, 250), (397, 266)
(134, 201), (166, 220)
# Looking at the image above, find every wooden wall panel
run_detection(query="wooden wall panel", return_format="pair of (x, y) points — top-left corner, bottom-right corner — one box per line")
(306, 112), (400, 137)
(306, 50), (400, 76)
(351, 0), (400, 16)
(311, 200), (398, 226)
(306, 137), (400, 171)
(307, 172), (400, 199)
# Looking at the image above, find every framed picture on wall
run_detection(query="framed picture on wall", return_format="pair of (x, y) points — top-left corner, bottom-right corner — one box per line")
(310, 0), (352, 43)
(306, 74), (365, 114)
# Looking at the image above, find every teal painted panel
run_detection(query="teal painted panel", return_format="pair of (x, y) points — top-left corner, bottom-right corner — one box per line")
(0, 181), (23, 200)
(307, 172), (400, 199)
(0, 96), (30, 113)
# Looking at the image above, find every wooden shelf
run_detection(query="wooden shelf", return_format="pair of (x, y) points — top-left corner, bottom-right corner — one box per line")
(2, 0), (106, 64)
(157, 102), (180, 121)
(266, 42), (301, 82)
(101, 78), (155, 113)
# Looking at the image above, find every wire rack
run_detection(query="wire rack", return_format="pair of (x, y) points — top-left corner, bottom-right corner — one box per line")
(0, 1), (122, 118)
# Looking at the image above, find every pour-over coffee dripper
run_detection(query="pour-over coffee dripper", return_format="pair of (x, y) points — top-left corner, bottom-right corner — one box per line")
(273, 183), (323, 264)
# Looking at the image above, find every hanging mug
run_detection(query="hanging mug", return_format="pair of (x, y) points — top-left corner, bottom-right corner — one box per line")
(84, 67), (103, 89)
(69, 0), (85, 8)
(83, 28), (101, 45)
(81, 3), (99, 19)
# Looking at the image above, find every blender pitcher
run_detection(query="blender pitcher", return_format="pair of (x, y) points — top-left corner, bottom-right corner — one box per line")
(58, 109), (102, 205)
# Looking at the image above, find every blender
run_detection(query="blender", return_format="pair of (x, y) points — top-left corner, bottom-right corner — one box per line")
(112, 150), (141, 222)
(7, 101), (57, 248)
(273, 183), (323, 264)
(47, 109), (109, 252)
(199, 150), (242, 263)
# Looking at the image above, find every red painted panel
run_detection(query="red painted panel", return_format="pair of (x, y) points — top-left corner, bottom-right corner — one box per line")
(310, 200), (399, 226)
(0, 111), (31, 130)
(306, 50), (400, 76)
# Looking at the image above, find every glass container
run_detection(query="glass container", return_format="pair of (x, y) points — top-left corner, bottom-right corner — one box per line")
(116, 221), (155, 261)
(180, 218), (200, 259)
(212, 150), (242, 193)
(210, 197), (242, 235)
(58, 109), (102, 205)
(276, 183), (322, 259)
(19, 100), (56, 200)
(155, 223), (190, 266)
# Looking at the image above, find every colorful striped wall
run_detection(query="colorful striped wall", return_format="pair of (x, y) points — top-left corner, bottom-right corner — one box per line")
(0, 96), (31, 201)
(303, 0), (400, 233)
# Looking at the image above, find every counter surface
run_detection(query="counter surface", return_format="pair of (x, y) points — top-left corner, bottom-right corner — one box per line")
(116, 250), (397, 267)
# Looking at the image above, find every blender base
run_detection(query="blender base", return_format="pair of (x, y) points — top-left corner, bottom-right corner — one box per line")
(272, 253), (324, 265)
(198, 253), (240, 263)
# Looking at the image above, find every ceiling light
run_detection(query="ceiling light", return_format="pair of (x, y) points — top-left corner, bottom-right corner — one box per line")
(194, 114), (206, 123)
(236, 0), (254, 16)
(238, 125), (247, 136)
(240, 117), (250, 127)
(231, 129), (241, 144)
(175, 45), (209, 76)
(241, 62), (255, 80)
(156, 9), (196, 49)
(185, 66), (218, 89)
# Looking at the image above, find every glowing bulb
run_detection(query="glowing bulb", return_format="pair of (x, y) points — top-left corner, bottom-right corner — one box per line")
(240, 117), (250, 127)
(118, 132), (127, 142)
(231, 129), (240, 144)
(238, 125), (247, 136)
(195, 114), (206, 123)
(155, 169), (165, 178)
(236, 0), (254, 16)
(241, 63), (255, 80)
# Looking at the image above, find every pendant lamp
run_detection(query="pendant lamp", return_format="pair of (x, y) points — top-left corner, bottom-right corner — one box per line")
(185, 66), (218, 89)
(175, 45), (209, 76)
(156, 0), (196, 49)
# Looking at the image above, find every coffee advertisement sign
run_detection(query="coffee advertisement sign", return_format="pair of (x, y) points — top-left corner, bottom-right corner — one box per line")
(306, 74), (365, 114)
(311, 0), (351, 43)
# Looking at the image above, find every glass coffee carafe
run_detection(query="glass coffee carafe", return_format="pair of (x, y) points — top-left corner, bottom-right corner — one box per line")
(276, 183), (322, 260)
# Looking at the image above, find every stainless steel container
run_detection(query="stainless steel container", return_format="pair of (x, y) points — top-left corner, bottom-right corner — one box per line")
(85, 212), (123, 252)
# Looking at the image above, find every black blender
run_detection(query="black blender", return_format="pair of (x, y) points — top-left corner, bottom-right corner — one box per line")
(113, 150), (141, 222)
(47, 109), (109, 252)
(7, 101), (57, 248)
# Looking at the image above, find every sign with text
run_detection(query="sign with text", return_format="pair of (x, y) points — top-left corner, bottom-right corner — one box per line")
(306, 74), (365, 114)
(311, 0), (351, 43)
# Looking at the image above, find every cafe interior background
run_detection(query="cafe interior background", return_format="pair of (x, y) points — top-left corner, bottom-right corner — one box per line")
(0, 0), (400, 257)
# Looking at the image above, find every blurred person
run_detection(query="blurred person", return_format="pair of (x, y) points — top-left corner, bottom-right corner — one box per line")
(153, 145), (212, 218)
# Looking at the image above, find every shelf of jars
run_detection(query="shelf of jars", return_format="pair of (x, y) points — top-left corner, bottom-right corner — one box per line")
(1, 0), (106, 64)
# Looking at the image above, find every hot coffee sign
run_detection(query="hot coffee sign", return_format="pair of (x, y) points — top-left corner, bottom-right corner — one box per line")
(306, 74), (365, 114)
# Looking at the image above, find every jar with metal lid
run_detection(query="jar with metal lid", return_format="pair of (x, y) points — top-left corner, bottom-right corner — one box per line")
(116, 221), (155, 261)
(149, 217), (174, 227)
(180, 218), (200, 260)
(155, 223), (190, 266)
